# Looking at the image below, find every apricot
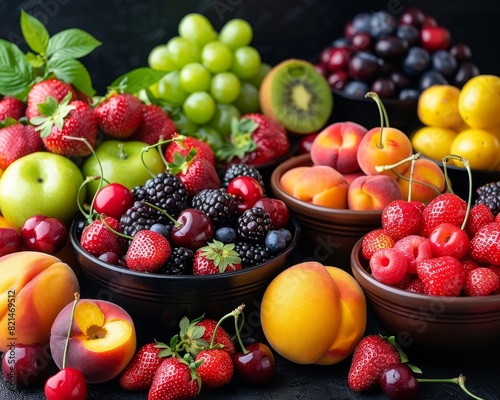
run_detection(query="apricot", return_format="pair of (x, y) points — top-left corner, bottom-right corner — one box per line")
(398, 158), (445, 205)
(0, 251), (79, 352)
(347, 174), (403, 210)
(279, 166), (310, 196)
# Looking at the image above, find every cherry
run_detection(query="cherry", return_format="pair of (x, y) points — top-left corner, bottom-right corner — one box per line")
(253, 197), (290, 229)
(170, 208), (214, 250)
(420, 26), (451, 52)
(0, 227), (22, 257)
(234, 342), (276, 385)
(318, 46), (333, 67)
(348, 51), (379, 82)
(351, 33), (372, 52)
(428, 222), (470, 259)
(449, 43), (472, 61)
(380, 363), (419, 400)
(370, 78), (396, 98)
(454, 62), (480, 88)
(326, 47), (351, 72)
(374, 36), (408, 60)
(297, 132), (319, 154)
(226, 176), (264, 214)
(399, 7), (426, 27)
(21, 215), (68, 254)
(327, 70), (349, 90)
(98, 251), (120, 265)
(93, 183), (134, 220)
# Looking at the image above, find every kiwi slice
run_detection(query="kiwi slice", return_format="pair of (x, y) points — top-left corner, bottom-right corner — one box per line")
(259, 59), (333, 134)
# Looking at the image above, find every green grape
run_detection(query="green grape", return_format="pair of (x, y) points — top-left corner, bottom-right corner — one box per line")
(231, 46), (261, 79)
(233, 82), (260, 114)
(209, 103), (241, 136)
(218, 18), (253, 50)
(183, 91), (216, 125)
(179, 63), (211, 93)
(148, 44), (177, 72)
(195, 125), (226, 152)
(154, 71), (189, 105)
(171, 110), (199, 135)
(245, 63), (272, 88)
(201, 41), (233, 74)
(166, 36), (200, 68)
(178, 13), (218, 47)
(210, 72), (241, 104)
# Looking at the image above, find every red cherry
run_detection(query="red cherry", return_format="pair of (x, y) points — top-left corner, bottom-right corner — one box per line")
(420, 26), (450, 52)
(326, 47), (351, 72)
(234, 342), (276, 385)
(0, 227), (22, 256)
(226, 176), (264, 214)
(170, 208), (214, 250)
(328, 70), (349, 90)
(428, 222), (470, 259)
(21, 215), (68, 254)
(297, 132), (319, 154)
(253, 198), (290, 229)
(44, 367), (88, 400)
(93, 183), (134, 220)
(380, 363), (419, 400)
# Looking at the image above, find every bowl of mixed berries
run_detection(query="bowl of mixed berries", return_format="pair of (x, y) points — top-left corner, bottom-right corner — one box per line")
(70, 136), (301, 344)
(350, 190), (500, 356)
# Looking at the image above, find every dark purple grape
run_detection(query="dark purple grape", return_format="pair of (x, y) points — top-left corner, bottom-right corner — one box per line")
(370, 77), (396, 98)
(352, 12), (371, 34)
(402, 47), (430, 76)
(431, 50), (457, 78)
(454, 61), (480, 88)
(380, 363), (419, 400)
(343, 80), (369, 98)
(390, 71), (412, 89)
(374, 36), (408, 59)
(367, 11), (397, 38)
(396, 25), (420, 46)
(449, 43), (472, 61)
(399, 88), (420, 101)
(348, 51), (379, 81)
(419, 70), (448, 91)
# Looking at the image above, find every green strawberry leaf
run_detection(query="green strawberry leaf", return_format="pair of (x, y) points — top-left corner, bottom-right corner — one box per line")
(0, 39), (35, 98)
(20, 10), (49, 55)
(25, 52), (45, 68)
(47, 55), (95, 96)
(47, 28), (102, 59)
(110, 68), (168, 95)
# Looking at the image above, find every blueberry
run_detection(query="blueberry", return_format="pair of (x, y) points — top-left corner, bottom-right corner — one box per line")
(396, 25), (420, 46)
(352, 12), (371, 34)
(402, 47), (430, 76)
(432, 50), (457, 78)
(278, 228), (292, 243)
(399, 88), (420, 101)
(215, 227), (237, 244)
(419, 70), (448, 91)
(343, 80), (369, 98)
(265, 230), (287, 254)
(367, 11), (397, 38)
(150, 223), (170, 238)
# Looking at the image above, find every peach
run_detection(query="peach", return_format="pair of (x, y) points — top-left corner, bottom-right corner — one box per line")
(343, 170), (365, 185)
(0, 251), (79, 352)
(279, 166), (310, 195)
(348, 174), (403, 210)
(398, 158), (446, 205)
(310, 121), (368, 173)
(315, 266), (367, 365)
(50, 298), (137, 384)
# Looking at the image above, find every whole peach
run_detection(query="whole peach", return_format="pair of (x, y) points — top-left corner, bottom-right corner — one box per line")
(348, 174), (403, 210)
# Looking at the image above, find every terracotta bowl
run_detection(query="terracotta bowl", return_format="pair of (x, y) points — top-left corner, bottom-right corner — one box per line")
(351, 237), (500, 356)
(270, 153), (382, 269)
(70, 217), (301, 344)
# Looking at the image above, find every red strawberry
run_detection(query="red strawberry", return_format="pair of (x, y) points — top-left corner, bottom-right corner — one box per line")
(464, 267), (499, 296)
(369, 248), (408, 285)
(165, 134), (216, 166)
(489, 265), (500, 294)
(462, 258), (480, 274)
(421, 193), (467, 237)
(496, 213), (500, 224)
(465, 204), (495, 238)
(129, 104), (177, 145)
(416, 256), (466, 296)
(94, 92), (143, 138)
(148, 356), (200, 400)
(393, 235), (433, 274)
(26, 78), (76, 120)
(347, 335), (401, 392)
(382, 200), (423, 240)
(0, 96), (26, 121)
(193, 240), (242, 275)
(30, 94), (98, 157)
(195, 318), (236, 358)
(217, 113), (290, 166)
(469, 222), (500, 266)
(404, 278), (426, 293)
(194, 348), (234, 389)
(0, 122), (43, 170)
(361, 229), (395, 260)
(80, 216), (126, 258)
(125, 230), (172, 273)
(119, 342), (163, 391)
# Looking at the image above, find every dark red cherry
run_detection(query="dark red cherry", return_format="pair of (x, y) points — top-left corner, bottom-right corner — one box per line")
(348, 51), (379, 82)
(93, 183), (134, 220)
(370, 77), (396, 98)
(328, 70), (349, 90)
(351, 33), (372, 51)
(226, 176), (264, 214)
(21, 215), (68, 254)
(380, 363), (419, 400)
(449, 43), (472, 61)
(326, 47), (351, 72)
(253, 198), (290, 229)
(45, 367), (87, 400)
(297, 132), (319, 154)
(399, 7), (426, 27)
(234, 342), (276, 385)
(170, 208), (214, 250)
(0, 227), (22, 257)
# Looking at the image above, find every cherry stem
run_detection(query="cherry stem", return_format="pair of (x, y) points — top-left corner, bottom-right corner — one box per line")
(209, 304), (245, 349)
(62, 292), (80, 370)
(233, 311), (249, 355)
(140, 135), (187, 178)
(442, 154), (472, 230)
(365, 91), (390, 149)
(417, 374), (484, 400)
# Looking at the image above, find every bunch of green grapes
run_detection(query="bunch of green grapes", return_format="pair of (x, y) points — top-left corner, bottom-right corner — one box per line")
(147, 13), (270, 146)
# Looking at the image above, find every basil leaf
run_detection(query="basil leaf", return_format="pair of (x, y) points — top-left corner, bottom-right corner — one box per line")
(20, 10), (49, 55)
(47, 55), (95, 97)
(48, 29), (102, 59)
(0, 39), (35, 98)
(110, 68), (167, 95)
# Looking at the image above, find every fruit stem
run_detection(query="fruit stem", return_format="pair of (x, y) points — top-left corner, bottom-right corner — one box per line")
(210, 304), (245, 349)
(140, 135), (187, 177)
(62, 292), (80, 370)
(233, 310), (249, 355)
(417, 374), (484, 400)
(442, 154), (472, 230)
(365, 91), (390, 149)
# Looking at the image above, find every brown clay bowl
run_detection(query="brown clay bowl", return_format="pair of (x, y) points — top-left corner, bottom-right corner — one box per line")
(270, 153), (382, 269)
(351, 237), (500, 356)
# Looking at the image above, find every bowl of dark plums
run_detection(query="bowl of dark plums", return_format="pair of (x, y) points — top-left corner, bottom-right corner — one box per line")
(313, 6), (480, 132)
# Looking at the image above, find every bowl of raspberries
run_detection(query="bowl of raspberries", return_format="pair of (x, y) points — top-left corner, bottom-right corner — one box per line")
(70, 150), (301, 344)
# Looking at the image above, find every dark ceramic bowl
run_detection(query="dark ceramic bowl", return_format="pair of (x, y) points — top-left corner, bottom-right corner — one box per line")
(270, 153), (382, 270)
(70, 217), (301, 344)
(351, 238), (500, 356)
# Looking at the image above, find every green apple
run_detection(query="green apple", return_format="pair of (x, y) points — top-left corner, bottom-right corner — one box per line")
(0, 152), (86, 230)
(81, 140), (166, 201)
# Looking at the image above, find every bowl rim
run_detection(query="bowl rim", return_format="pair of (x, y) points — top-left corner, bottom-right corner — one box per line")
(70, 215), (302, 281)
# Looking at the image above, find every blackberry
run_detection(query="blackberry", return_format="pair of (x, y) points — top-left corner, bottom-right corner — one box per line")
(475, 181), (500, 216)
(234, 241), (270, 267)
(237, 207), (273, 242)
(191, 188), (238, 227)
(161, 247), (194, 275)
(220, 163), (265, 189)
(132, 172), (188, 217)
(120, 201), (170, 237)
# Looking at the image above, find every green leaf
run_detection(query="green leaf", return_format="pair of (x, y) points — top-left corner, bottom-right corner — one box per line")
(110, 68), (168, 95)
(47, 56), (95, 96)
(25, 52), (45, 68)
(47, 28), (102, 59)
(0, 39), (35, 99)
(20, 10), (50, 55)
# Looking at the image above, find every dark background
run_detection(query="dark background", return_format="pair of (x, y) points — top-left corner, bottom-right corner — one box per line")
(1, 0), (500, 95)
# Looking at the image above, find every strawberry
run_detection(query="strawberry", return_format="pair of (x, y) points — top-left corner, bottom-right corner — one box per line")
(489, 265), (500, 294)
(0, 96), (26, 121)
(464, 267), (499, 296)
(465, 204), (495, 238)
(462, 258), (480, 274)
(416, 256), (466, 296)
(125, 230), (172, 273)
(165, 134), (216, 166)
(469, 222), (500, 266)
(193, 240), (242, 275)
(0, 121), (43, 170)
(25, 78), (77, 120)
(94, 92), (143, 138)
(361, 229), (395, 260)
(393, 235), (433, 274)
(194, 348), (234, 389)
(217, 113), (290, 166)
(119, 342), (163, 391)
(129, 104), (177, 145)
(404, 278), (426, 293)
(420, 193), (467, 237)
(148, 356), (200, 400)
(194, 318), (236, 358)
(382, 200), (423, 240)
(80, 216), (126, 257)
(347, 334), (401, 392)
(369, 248), (408, 285)
(30, 94), (98, 157)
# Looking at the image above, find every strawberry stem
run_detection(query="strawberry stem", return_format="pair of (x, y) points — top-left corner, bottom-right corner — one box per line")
(417, 374), (484, 400)
(365, 91), (391, 149)
(140, 135), (187, 177)
(62, 292), (80, 369)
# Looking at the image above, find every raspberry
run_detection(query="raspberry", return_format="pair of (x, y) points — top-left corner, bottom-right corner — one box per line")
(393, 235), (433, 274)
(369, 248), (408, 285)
